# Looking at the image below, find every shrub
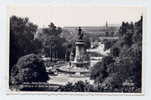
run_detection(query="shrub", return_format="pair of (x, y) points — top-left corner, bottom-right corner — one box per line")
(10, 54), (49, 86)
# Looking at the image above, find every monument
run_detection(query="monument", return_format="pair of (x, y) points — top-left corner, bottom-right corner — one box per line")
(58, 27), (90, 75)
(71, 27), (90, 68)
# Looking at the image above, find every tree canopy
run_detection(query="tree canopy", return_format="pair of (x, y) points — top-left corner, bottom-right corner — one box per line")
(10, 16), (38, 69)
(10, 54), (49, 86)
(90, 16), (142, 92)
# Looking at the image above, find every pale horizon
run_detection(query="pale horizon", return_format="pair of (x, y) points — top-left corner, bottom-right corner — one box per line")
(8, 5), (144, 28)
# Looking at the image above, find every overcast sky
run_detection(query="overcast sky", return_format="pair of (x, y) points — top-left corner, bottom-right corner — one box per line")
(8, 5), (144, 27)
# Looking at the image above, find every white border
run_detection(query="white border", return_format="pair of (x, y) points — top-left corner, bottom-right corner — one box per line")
(1, 0), (151, 98)
(5, 4), (145, 96)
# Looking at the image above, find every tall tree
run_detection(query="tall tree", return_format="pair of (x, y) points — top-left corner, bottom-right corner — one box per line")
(36, 22), (69, 60)
(10, 16), (38, 70)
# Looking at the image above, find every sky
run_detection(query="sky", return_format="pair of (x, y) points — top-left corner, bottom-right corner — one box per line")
(8, 5), (144, 27)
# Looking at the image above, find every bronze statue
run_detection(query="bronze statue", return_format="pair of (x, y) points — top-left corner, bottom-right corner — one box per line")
(78, 27), (83, 40)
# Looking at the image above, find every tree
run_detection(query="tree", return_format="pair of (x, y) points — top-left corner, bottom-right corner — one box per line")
(103, 39), (116, 51)
(83, 34), (91, 49)
(36, 22), (68, 60)
(58, 81), (95, 92)
(90, 16), (142, 92)
(90, 56), (114, 84)
(110, 47), (120, 57)
(10, 54), (49, 86)
(10, 16), (38, 70)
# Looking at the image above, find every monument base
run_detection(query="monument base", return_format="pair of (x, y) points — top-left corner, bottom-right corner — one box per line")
(70, 61), (90, 68)
(57, 63), (90, 76)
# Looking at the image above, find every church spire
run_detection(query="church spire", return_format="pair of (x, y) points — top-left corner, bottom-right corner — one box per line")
(105, 21), (109, 36)
(106, 21), (108, 31)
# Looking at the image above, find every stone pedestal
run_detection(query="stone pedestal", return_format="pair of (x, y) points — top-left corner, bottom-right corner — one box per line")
(71, 40), (90, 68)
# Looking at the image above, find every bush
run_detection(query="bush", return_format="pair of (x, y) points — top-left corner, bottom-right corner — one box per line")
(10, 54), (49, 86)
(58, 81), (96, 92)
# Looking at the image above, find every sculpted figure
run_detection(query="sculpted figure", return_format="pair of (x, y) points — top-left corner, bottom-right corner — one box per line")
(78, 27), (83, 40)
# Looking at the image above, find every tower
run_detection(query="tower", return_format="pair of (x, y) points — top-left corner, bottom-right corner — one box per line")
(105, 21), (109, 36)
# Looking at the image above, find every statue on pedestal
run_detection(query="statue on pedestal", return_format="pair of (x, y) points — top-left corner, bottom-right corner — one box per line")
(58, 27), (90, 76)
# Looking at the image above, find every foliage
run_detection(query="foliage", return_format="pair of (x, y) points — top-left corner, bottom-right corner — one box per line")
(36, 22), (70, 60)
(10, 16), (38, 70)
(103, 39), (117, 51)
(10, 54), (49, 86)
(90, 56), (114, 83)
(83, 34), (91, 49)
(58, 81), (96, 92)
(90, 16), (142, 92)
